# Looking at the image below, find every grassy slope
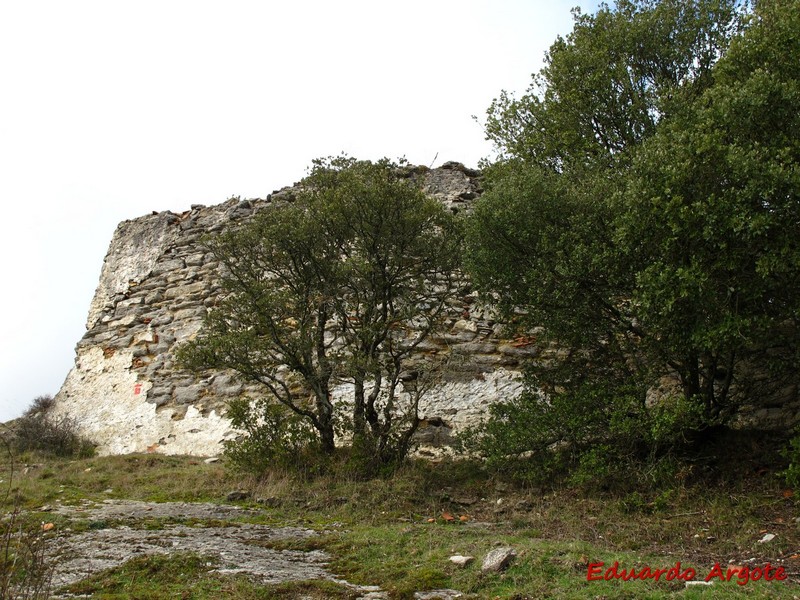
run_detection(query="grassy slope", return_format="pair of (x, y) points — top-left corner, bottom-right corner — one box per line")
(1, 451), (799, 599)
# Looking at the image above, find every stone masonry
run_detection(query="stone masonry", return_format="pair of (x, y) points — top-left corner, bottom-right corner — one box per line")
(54, 163), (540, 456)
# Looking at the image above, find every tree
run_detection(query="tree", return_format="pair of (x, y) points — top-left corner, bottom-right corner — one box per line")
(466, 0), (799, 476)
(484, 0), (743, 170)
(179, 157), (462, 467)
(623, 0), (800, 421)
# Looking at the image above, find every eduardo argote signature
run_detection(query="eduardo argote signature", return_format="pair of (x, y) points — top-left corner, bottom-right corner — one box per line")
(587, 561), (787, 585)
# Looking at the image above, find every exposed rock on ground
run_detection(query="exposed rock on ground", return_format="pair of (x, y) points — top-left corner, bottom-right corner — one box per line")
(51, 523), (328, 589)
(414, 590), (463, 599)
(52, 499), (258, 521)
(48, 500), (387, 598)
(481, 546), (516, 573)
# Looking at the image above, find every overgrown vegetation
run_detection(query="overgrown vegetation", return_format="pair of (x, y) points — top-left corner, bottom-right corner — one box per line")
(174, 1), (800, 490)
(0, 393), (96, 598)
(0, 508), (51, 600)
(61, 552), (361, 599)
(464, 0), (800, 484)
(10, 395), (94, 459)
(222, 399), (319, 475)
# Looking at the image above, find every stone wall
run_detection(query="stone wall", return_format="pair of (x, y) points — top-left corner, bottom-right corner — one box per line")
(54, 163), (539, 456)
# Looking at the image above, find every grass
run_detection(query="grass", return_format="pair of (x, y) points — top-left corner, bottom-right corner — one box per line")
(1, 453), (236, 509)
(1, 448), (799, 598)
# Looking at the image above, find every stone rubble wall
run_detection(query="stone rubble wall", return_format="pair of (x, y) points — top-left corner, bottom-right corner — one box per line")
(54, 163), (542, 456)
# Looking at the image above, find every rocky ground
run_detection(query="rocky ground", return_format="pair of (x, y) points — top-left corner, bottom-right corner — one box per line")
(45, 499), (462, 599)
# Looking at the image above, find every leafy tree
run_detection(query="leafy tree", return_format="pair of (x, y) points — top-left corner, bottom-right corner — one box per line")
(179, 157), (462, 467)
(623, 0), (800, 421)
(484, 0), (743, 170)
(466, 0), (798, 477)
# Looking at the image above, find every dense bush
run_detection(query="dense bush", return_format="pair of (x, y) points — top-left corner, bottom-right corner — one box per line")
(783, 430), (800, 492)
(222, 397), (321, 476)
(12, 396), (94, 458)
(461, 376), (702, 487)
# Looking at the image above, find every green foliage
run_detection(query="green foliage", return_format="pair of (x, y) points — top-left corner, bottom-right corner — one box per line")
(179, 157), (462, 470)
(223, 398), (320, 475)
(4, 450), (799, 599)
(462, 372), (700, 486)
(484, 0), (743, 168)
(62, 552), (223, 599)
(64, 554), (359, 599)
(11, 396), (94, 459)
(468, 0), (800, 484)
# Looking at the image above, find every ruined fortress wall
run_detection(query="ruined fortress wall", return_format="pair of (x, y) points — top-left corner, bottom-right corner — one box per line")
(54, 164), (538, 456)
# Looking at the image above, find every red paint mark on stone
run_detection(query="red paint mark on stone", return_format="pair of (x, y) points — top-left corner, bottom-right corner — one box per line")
(133, 383), (142, 395)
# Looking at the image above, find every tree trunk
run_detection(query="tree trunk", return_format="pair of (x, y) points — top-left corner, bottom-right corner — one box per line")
(312, 385), (336, 455)
(353, 378), (367, 437)
(319, 421), (336, 455)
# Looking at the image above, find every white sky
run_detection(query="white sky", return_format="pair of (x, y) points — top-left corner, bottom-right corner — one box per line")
(0, 0), (596, 422)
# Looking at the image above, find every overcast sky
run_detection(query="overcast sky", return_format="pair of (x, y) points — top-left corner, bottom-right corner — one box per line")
(0, 0), (597, 422)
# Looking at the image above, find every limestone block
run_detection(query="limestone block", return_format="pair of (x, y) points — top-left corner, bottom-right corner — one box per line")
(164, 281), (209, 300)
(452, 319), (478, 333)
(86, 215), (179, 330)
(150, 258), (186, 276)
(449, 555), (474, 567)
(174, 384), (205, 405)
(149, 313), (173, 326)
(185, 253), (205, 267)
(497, 343), (539, 357)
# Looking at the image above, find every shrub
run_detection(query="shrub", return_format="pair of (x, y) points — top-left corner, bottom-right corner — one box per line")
(12, 396), (94, 458)
(460, 377), (698, 489)
(223, 398), (321, 476)
(0, 505), (52, 600)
